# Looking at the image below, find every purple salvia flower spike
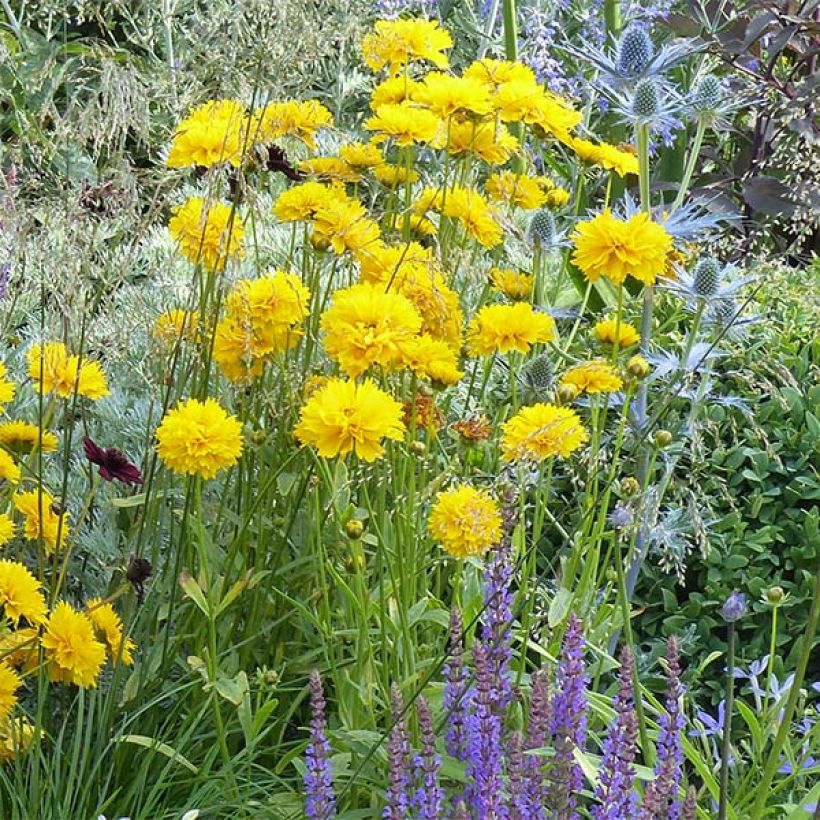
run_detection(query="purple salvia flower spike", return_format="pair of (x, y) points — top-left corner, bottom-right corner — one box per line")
(523, 668), (552, 817)
(443, 607), (472, 760)
(592, 646), (639, 820)
(466, 641), (508, 820)
(480, 540), (515, 711)
(507, 730), (530, 819)
(384, 685), (412, 820)
(413, 697), (444, 820)
(305, 670), (337, 820)
(639, 636), (685, 819)
(547, 612), (588, 820)
(681, 785), (698, 819)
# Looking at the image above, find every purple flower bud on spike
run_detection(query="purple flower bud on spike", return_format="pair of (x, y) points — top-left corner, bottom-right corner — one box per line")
(305, 670), (337, 820)
(384, 685), (412, 820)
(592, 646), (639, 819)
(443, 608), (472, 760)
(524, 668), (552, 815)
(507, 731), (529, 819)
(721, 591), (747, 622)
(547, 613), (587, 819)
(480, 540), (515, 711)
(466, 641), (507, 819)
(639, 636), (685, 819)
(681, 785), (698, 819)
(413, 697), (444, 820)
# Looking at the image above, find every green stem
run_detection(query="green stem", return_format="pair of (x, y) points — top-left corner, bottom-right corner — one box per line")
(749, 568), (820, 818)
(604, 0), (622, 40)
(719, 622), (736, 820)
(671, 119), (706, 214)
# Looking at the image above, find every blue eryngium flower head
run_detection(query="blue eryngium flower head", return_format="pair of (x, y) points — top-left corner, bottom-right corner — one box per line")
(617, 27), (654, 78)
(722, 591), (748, 622)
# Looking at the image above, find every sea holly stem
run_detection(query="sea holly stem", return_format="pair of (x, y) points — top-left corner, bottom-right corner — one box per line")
(671, 119), (707, 214)
(604, 0), (622, 40)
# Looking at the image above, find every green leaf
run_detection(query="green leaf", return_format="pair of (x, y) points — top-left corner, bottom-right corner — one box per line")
(548, 588), (573, 627)
(179, 571), (209, 617)
(114, 734), (198, 774)
(215, 671), (249, 706)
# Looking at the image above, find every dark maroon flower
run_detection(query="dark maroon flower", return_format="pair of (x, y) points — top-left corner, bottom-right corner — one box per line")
(83, 437), (143, 485)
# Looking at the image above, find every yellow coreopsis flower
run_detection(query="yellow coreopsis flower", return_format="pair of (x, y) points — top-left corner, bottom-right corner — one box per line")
(400, 334), (464, 385)
(490, 268), (535, 300)
(371, 76), (421, 108)
(321, 283), (422, 378)
(339, 141), (384, 170)
(463, 58), (537, 92)
(428, 484), (503, 559)
(168, 197), (245, 271)
(467, 303), (556, 356)
(254, 99), (333, 149)
(502, 403), (588, 462)
(441, 185), (503, 248)
(446, 118), (519, 165)
(0, 451), (20, 486)
(86, 598), (135, 666)
(41, 602), (106, 688)
(571, 209), (673, 287)
(415, 72), (492, 119)
(0, 513), (15, 546)
(361, 18), (452, 75)
(486, 170), (547, 210)
(13, 489), (69, 553)
(373, 163), (420, 187)
(166, 99), (248, 169)
(570, 136), (639, 177)
(0, 361), (15, 408)
(0, 421), (58, 454)
(156, 398), (243, 480)
(593, 318), (641, 349)
(273, 180), (348, 223)
(0, 717), (37, 763)
(312, 198), (382, 256)
(153, 309), (199, 347)
(560, 361), (624, 394)
(294, 377), (405, 462)
(0, 559), (48, 625)
(365, 102), (443, 147)
(300, 156), (363, 183)
(27, 342), (109, 400)
(0, 663), (21, 723)
(212, 317), (269, 384)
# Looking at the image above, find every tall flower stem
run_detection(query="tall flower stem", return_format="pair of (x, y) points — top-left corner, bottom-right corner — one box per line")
(718, 621), (736, 820)
(749, 568), (820, 819)
(604, 0), (622, 40)
(671, 119), (706, 214)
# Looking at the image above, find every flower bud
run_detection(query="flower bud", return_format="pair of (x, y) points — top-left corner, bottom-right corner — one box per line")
(627, 354), (651, 379)
(620, 476), (640, 496)
(556, 383), (580, 404)
(251, 430), (267, 445)
(721, 590), (747, 622)
(765, 586), (785, 606)
(654, 429), (673, 447)
(409, 440), (426, 457)
(344, 519), (364, 539)
(526, 353), (553, 389)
